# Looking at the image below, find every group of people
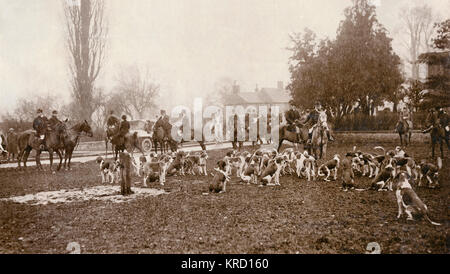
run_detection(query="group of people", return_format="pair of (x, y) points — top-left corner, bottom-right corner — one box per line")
(284, 101), (335, 144)
(106, 109), (173, 145)
(32, 109), (65, 150)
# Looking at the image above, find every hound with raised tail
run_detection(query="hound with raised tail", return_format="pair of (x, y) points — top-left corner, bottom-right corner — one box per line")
(394, 171), (441, 226)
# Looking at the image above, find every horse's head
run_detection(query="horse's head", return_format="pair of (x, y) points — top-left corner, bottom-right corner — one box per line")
(54, 121), (67, 135)
(83, 120), (94, 137)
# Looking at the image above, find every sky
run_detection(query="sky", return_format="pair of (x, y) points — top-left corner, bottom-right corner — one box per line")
(0, 0), (449, 116)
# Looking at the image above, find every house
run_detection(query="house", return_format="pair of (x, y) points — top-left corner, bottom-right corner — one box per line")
(223, 81), (292, 115)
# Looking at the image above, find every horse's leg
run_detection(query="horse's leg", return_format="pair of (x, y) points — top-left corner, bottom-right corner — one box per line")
(48, 149), (54, 172)
(399, 133), (403, 147)
(439, 138), (444, 159)
(431, 136), (435, 158)
(23, 148), (31, 170)
(35, 149), (42, 170)
(277, 139), (283, 152)
(56, 149), (63, 171)
(17, 149), (24, 169)
(105, 138), (108, 158)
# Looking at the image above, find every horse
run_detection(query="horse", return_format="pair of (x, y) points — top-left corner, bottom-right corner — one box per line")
(276, 121), (309, 152)
(105, 121), (119, 158)
(396, 120), (412, 147)
(6, 131), (19, 162)
(310, 123), (328, 160)
(153, 126), (178, 154)
(111, 131), (145, 160)
(424, 111), (449, 158)
(63, 120), (93, 170)
(17, 121), (66, 171)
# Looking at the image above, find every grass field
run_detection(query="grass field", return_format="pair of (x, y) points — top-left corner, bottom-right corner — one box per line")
(0, 139), (448, 254)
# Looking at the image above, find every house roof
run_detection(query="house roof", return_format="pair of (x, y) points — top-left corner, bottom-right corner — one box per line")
(224, 87), (291, 105)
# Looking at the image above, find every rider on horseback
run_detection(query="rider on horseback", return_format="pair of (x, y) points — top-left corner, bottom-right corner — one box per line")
(285, 105), (301, 132)
(303, 101), (334, 144)
(106, 110), (120, 138)
(396, 106), (413, 131)
(157, 109), (173, 141)
(33, 108), (49, 150)
(48, 110), (65, 146)
(116, 115), (130, 145)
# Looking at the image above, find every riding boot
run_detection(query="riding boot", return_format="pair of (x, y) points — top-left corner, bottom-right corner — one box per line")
(307, 132), (312, 144)
(327, 131), (335, 142)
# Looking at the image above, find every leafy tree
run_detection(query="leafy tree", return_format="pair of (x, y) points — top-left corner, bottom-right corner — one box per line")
(288, 0), (403, 123)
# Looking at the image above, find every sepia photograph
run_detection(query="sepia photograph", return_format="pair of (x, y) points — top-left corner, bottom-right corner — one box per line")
(0, 0), (449, 260)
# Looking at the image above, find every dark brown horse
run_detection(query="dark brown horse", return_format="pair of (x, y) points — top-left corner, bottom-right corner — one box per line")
(63, 120), (93, 170)
(424, 111), (448, 158)
(153, 126), (178, 154)
(112, 131), (145, 160)
(276, 122), (309, 152)
(396, 120), (411, 147)
(17, 121), (66, 171)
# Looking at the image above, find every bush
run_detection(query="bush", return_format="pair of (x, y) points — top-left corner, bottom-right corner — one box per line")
(332, 110), (429, 131)
(333, 111), (406, 131)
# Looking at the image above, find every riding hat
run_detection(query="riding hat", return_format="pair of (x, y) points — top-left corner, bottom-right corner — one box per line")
(122, 115), (127, 120)
(52, 110), (58, 115)
(37, 109), (43, 114)
(9, 128), (14, 132)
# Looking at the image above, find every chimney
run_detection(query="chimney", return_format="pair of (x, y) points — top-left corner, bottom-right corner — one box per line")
(277, 81), (284, 90)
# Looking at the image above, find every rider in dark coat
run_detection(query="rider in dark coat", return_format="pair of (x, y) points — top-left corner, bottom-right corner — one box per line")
(106, 110), (120, 135)
(303, 102), (334, 143)
(285, 105), (301, 132)
(33, 109), (48, 150)
(156, 110), (172, 140)
(117, 115), (130, 144)
(48, 110), (65, 146)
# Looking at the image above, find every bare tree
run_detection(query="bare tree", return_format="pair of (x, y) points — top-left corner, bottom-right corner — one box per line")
(113, 65), (159, 119)
(14, 94), (62, 122)
(398, 4), (436, 80)
(63, 0), (107, 122)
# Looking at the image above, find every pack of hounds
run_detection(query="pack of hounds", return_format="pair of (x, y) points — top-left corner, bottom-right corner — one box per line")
(95, 144), (442, 225)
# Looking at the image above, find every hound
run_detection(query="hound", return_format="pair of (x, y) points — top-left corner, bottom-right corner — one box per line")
(259, 156), (285, 186)
(394, 171), (441, 226)
(142, 154), (172, 186)
(96, 156), (120, 184)
(317, 154), (340, 181)
(417, 157), (442, 188)
(209, 160), (231, 193)
(184, 151), (209, 176)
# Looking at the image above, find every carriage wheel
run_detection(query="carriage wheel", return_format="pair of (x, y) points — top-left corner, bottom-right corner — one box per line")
(142, 138), (152, 153)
